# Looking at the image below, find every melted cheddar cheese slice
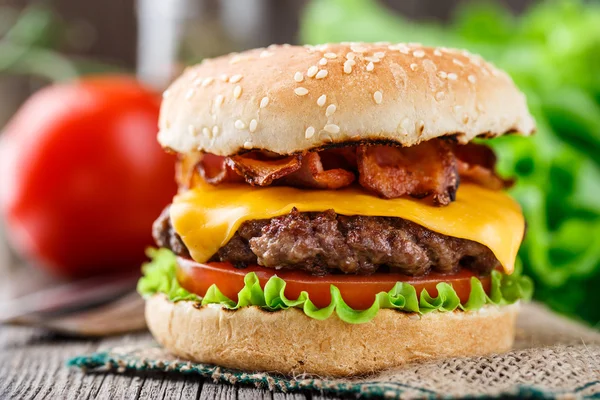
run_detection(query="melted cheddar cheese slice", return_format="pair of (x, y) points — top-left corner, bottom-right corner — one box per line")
(170, 182), (524, 274)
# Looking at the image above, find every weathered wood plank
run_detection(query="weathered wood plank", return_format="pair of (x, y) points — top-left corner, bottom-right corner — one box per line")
(312, 395), (342, 400)
(273, 393), (308, 400)
(199, 382), (237, 400)
(93, 373), (144, 399)
(135, 373), (165, 399)
(238, 386), (273, 400)
(161, 375), (203, 400)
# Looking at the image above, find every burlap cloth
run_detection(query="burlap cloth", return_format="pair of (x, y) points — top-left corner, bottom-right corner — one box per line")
(69, 303), (600, 399)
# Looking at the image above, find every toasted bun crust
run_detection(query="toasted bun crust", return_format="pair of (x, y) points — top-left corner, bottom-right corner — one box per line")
(146, 294), (518, 377)
(158, 43), (535, 156)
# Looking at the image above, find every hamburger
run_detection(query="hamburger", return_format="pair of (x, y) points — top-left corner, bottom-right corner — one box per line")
(138, 42), (535, 377)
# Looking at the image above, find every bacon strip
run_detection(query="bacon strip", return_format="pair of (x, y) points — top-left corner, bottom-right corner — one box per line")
(188, 140), (511, 207)
(226, 153), (301, 186)
(197, 153), (243, 185)
(453, 143), (513, 190)
(283, 152), (356, 189)
(357, 141), (459, 206)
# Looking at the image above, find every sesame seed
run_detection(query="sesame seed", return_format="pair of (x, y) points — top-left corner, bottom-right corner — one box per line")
(433, 49), (442, 56)
(185, 89), (195, 100)
(188, 125), (196, 135)
(366, 62), (374, 72)
(410, 63), (418, 71)
(374, 51), (385, 58)
(365, 56), (380, 63)
(397, 117), (411, 135)
(413, 50), (425, 58)
(243, 141), (252, 149)
(202, 77), (214, 86)
(343, 62), (353, 74)
(482, 68), (490, 77)
(375, 41), (390, 46)
(471, 57), (482, 66)
(229, 74), (243, 83)
(294, 87), (309, 96)
(319, 58), (328, 66)
(317, 94), (327, 107)
(452, 59), (464, 67)
(202, 127), (210, 137)
(235, 120), (246, 130)
(438, 71), (448, 79)
(294, 72), (304, 82)
(233, 85), (242, 98)
(417, 120), (425, 134)
(260, 97), (269, 108)
(324, 124), (340, 134)
(305, 126), (315, 139)
(315, 69), (328, 79)
(373, 90), (383, 104)
(463, 114), (470, 124)
(307, 66), (318, 78)
(249, 119), (258, 133)
(326, 104), (337, 117)
(351, 45), (366, 53)
(468, 75), (477, 83)
(283, 43), (291, 48)
(324, 52), (337, 59)
(346, 52), (356, 60)
(447, 73), (458, 80)
(260, 50), (273, 58)
(398, 47), (410, 55)
(220, 74), (229, 82)
(435, 91), (445, 101)
(212, 125), (220, 136)
(230, 55), (242, 64)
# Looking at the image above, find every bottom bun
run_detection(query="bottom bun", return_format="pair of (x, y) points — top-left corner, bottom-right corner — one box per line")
(146, 294), (518, 377)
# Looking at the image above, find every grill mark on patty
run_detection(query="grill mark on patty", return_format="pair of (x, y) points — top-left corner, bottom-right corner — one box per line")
(153, 206), (499, 276)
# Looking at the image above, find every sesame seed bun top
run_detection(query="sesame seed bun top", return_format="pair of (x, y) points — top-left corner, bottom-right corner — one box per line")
(158, 43), (536, 156)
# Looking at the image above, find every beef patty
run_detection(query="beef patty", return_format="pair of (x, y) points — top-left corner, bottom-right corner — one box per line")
(153, 206), (499, 276)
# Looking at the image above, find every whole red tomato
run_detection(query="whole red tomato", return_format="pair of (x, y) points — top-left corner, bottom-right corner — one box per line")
(0, 76), (176, 278)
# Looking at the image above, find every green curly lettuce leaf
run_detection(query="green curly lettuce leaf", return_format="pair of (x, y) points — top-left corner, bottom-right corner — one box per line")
(137, 248), (533, 324)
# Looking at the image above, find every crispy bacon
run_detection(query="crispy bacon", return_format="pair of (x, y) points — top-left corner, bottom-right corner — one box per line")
(188, 140), (511, 207)
(357, 141), (459, 206)
(453, 143), (513, 190)
(226, 153), (301, 186)
(197, 153), (243, 185)
(283, 152), (356, 189)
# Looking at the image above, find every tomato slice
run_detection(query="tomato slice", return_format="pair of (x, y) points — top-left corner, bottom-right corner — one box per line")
(176, 257), (491, 310)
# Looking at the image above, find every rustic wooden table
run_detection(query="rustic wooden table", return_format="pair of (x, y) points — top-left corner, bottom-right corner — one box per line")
(0, 324), (332, 400)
